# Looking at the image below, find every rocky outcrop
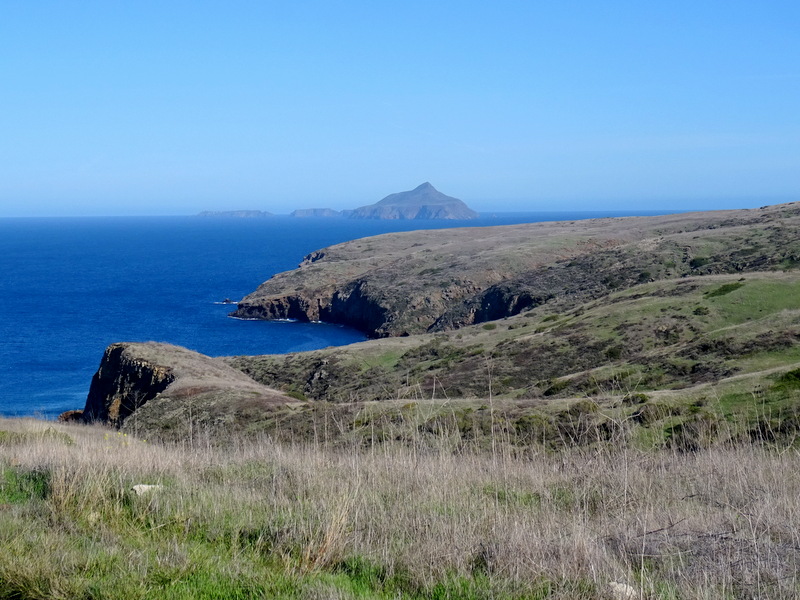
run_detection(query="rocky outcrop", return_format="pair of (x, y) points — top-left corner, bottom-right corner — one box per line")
(58, 409), (84, 423)
(81, 344), (176, 426)
(349, 182), (478, 220)
(234, 280), (395, 337)
(78, 342), (291, 433)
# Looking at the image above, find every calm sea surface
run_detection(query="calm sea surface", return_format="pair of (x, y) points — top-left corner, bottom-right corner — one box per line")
(0, 211), (672, 418)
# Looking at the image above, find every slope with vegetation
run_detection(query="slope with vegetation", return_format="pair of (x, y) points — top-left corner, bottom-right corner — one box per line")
(2, 417), (800, 599)
(231, 202), (800, 337)
(69, 202), (800, 450)
(7, 201), (800, 599)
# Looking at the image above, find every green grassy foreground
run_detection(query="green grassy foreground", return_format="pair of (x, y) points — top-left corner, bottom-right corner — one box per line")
(2, 418), (800, 599)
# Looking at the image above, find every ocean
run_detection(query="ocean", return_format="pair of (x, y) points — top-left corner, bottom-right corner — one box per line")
(0, 211), (673, 418)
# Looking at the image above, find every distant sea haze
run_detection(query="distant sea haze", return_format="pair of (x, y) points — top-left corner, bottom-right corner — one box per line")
(0, 210), (675, 418)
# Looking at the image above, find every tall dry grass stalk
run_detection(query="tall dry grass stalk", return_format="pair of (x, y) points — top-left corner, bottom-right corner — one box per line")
(1, 416), (799, 598)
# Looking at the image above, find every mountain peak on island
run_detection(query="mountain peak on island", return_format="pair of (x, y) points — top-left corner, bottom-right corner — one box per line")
(350, 183), (479, 220)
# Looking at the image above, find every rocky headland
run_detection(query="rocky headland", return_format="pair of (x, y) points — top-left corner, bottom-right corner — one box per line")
(232, 202), (800, 337)
(71, 342), (291, 437)
(67, 201), (800, 446)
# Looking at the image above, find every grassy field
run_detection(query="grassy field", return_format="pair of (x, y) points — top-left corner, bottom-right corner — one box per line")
(2, 417), (800, 599)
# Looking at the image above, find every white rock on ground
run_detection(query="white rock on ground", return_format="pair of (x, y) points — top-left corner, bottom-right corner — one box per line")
(131, 484), (163, 496)
(608, 581), (639, 600)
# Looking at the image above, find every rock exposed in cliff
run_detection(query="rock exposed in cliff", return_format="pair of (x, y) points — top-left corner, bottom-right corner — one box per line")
(82, 343), (175, 426)
(232, 202), (800, 337)
(348, 182), (478, 220)
(80, 342), (290, 435)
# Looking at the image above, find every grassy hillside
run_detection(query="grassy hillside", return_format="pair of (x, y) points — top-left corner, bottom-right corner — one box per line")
(2, 418), (800, 599)
(233, 202), (800, 336)
(228, 271), (800, 451)
(55, 203), (799, 451)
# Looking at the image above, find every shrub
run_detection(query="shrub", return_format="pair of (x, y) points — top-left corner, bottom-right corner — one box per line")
(773, 367), (800, 391)
(705, 282), (744, 298)
(284, 389), (308, 401)
(622, 392), (649, 405)
(632, 402), (683, 425)
(666, 412), (720, 451)
(543, 379), (569, 397)
(689, 256), (710, 269)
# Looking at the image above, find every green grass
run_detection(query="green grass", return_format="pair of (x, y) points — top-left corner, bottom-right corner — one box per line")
(702, 278), (800, 328)
(704, 281), (745, 298)
(4, 417), (800, 599)
(0, 467), (50, 504)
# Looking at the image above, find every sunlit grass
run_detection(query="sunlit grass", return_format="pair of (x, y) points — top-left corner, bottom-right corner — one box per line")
(2, 416), (800, 599)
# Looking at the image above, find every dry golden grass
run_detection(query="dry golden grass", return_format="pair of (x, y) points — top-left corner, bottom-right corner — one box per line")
(1, 416), (799, 598)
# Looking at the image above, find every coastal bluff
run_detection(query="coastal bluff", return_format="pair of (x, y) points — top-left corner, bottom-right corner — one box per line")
(63, 201), (800, 441)
(70, 342), (290, 435)
(232, 202), (800, 337)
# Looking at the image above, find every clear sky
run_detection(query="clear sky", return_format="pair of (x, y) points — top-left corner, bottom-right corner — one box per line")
(1, 1), (798, 216)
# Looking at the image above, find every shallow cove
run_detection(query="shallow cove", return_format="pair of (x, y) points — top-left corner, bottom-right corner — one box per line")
(0, 211), (673, 418)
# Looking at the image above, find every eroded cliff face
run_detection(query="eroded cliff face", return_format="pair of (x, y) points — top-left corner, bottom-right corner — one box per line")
(76, 342), (294, 437)
(233, 280), (394, 337)
(82, 343), (175, 427)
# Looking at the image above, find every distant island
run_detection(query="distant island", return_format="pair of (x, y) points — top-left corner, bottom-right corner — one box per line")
(197, 183), (478, 220)
(196, 210), (274, 218)
(348, 182), (478, 220)
(290, 208), (343, 218)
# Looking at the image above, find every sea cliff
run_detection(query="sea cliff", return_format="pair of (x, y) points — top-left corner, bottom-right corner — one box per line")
(233, 203), (800, 337)
(81, 343), (176, 426)
(72, 342), (291, 436)
(68, 202), (800, 445)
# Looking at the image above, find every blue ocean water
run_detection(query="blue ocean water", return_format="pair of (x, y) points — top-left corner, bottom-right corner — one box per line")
(0, 211), (673, 418)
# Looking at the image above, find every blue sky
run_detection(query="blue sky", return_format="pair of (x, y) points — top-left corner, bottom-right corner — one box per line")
(1, 1), (798, 216)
